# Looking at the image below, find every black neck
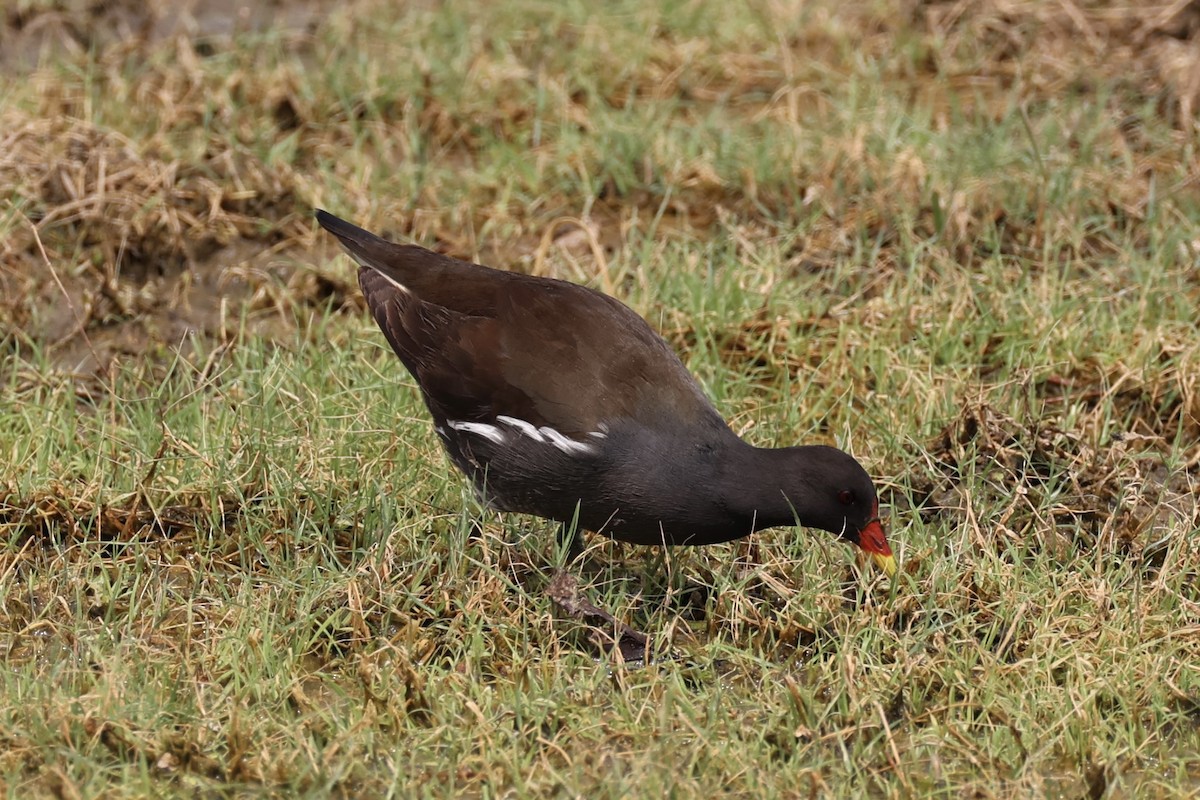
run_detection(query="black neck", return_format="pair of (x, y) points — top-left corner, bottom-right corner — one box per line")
(719, 441), (838, 532)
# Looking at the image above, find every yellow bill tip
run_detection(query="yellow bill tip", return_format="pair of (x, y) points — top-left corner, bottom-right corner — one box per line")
(872, 552), (898, 578)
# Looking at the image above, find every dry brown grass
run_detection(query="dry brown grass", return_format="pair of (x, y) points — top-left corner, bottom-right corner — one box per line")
(1, 0), (1199, 797)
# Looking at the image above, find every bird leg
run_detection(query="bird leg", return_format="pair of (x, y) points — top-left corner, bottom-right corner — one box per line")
(556, 521), (584, 565)
(549, 522), (653, 659)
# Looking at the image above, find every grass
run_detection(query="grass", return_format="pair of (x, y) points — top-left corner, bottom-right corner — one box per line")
(2, 0), (1199, 796)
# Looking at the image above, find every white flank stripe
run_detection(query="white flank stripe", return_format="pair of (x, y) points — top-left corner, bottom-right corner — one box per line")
(447, 420), (506, 444)
(538, 426), (596, 455)
(494, 415), (597, 455)
(496, 415), (545, 442)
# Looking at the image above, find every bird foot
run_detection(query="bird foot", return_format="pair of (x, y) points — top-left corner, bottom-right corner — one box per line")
(545, 570), (653, 663)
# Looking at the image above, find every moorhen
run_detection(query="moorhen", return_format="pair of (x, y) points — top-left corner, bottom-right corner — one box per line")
(315, 210), (896, 576)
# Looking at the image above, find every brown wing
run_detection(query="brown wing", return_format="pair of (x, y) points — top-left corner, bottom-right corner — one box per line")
(358, 265), (723, 437)
(320, 210), (723, 436)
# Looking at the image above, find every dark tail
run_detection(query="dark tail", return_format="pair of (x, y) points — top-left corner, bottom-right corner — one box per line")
(314, 209), (390, 248)
(315, 209), (409, 273)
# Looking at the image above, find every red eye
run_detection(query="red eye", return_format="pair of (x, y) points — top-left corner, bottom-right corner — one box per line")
(837, 489), (855, 506)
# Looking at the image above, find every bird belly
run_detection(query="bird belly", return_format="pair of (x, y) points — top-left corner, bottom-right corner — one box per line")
(434, 422), (754, 546)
